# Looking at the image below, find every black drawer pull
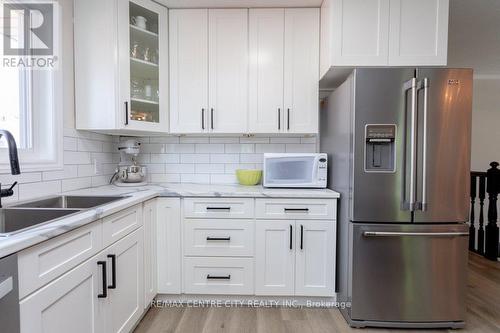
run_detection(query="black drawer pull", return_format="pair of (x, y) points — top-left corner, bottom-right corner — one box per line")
(206, 207), (231, 211)
(284, 208), (309, 212)
(207, 274), (231, 280)
(206, 236), (231, 241)
(107, 254), (116, 289)
(97, 261), (107, 298)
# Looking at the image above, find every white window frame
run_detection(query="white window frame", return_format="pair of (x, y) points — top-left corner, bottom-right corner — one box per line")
(0, 1), (63, 173)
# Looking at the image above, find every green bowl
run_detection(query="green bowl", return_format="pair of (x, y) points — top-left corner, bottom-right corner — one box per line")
(236, 169), (262, 186)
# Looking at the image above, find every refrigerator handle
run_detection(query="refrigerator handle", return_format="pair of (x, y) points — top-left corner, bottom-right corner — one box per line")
(418, 78), (430, 211)
(363, 231), (469, 237)
(402, 78), (418, 211)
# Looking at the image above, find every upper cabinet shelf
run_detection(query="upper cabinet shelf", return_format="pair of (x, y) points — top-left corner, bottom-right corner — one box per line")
(320, 0), (449, 87)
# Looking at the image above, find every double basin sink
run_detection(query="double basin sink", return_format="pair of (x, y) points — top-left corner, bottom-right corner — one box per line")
(0, 195), (128, 236)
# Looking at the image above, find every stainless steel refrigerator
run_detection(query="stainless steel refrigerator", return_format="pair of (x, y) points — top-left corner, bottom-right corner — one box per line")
(320, 68), (472, 329)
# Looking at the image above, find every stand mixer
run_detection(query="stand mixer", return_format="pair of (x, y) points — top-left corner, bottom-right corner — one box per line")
(110, 139), (147, 186)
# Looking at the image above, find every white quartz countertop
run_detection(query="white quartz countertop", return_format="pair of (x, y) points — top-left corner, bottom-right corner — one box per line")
(0, 183), (339, 258)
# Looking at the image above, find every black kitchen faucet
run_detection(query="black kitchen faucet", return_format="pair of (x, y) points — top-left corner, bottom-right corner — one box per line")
(0, 129), (21, 208)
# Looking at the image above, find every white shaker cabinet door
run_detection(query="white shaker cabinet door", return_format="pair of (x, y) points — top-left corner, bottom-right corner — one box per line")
(249, 9), (285, 133)
(284, 8), (320, 134)
(208, 9), (248, 133)
(105, 229), (144, 333)
(19, 255), (106, 333)
(156, 198), (182, 294)
(255, 220), (295, 295)
(388, 0), (449, 65)
(330, 0), (390, 66)
(169, 9), (209, 133)
(143, 199), (157, 308)
(295, 220), (336, 297)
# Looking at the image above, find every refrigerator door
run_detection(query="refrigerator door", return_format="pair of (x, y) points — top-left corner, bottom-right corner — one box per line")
(351, 68), (415, 222)
(349, 223), (468, 323)
(414, 69), (473, 223)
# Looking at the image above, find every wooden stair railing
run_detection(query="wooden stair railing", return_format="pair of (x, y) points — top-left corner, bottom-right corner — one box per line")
(470, 161), (500, 261)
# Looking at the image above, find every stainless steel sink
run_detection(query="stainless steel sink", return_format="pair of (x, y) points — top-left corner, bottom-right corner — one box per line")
(0, 208), (82, 236)
(12, 195), (127, 209)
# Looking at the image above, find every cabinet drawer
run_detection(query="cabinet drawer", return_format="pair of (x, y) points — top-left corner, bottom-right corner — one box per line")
(102, 204), (143, 248)
(183, 198), (254, 219)
(256, 198), (336, 220)
(184, 219), (254, 257)
(183, 257), (254, 295)
(18, 221), (102, 299)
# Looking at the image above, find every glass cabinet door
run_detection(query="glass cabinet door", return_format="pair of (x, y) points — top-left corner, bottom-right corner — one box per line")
(124, 0), (167, 130)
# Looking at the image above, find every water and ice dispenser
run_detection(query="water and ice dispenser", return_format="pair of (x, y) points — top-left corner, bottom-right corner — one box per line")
(364, 124), (396, 172)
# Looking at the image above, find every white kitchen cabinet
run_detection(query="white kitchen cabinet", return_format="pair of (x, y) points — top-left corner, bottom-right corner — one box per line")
(105, 228), (144, 333)
(169, 9), (208, 133)
(156, 198), (182, 294)
(255, 219), (336, 296)
(388, 0), (449, 66)
(284, 9), (320, 133)
(249, 9), (320, 134)
(143, 199), (157, 308)
(75, 0), (169, 134)
(248, 9), (285, 133)
(320, 0), (449, 78)
(169, 9), (248, 134)
(208, 9), (248, 133)
(255, 220), (295, 295)
(295, 221), (335, 296)
(19, 254), (106, 333)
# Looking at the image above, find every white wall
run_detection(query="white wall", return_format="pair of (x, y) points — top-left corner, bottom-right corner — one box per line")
(470, 78), (500, 171)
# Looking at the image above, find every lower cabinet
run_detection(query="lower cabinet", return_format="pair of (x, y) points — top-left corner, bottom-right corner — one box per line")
(143, 199), (157, 308)
(105, 228), (144, 333)
(19, 227), (144, 333)
(255, 219), (336, 296)
(19, 252), (106, 333)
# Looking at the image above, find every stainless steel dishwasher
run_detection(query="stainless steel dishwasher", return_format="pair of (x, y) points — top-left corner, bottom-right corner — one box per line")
(0, 253), (20, 333)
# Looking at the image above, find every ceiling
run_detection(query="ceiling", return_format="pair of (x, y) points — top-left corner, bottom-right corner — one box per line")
(155, 0), (323, 8)
(448, 0), (500, 75)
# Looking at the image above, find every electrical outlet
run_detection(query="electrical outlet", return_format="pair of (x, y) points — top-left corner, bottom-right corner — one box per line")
(93, 158), (102, 175)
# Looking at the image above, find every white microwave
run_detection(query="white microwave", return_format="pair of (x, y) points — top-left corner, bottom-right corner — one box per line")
(263, 153), (328, 188)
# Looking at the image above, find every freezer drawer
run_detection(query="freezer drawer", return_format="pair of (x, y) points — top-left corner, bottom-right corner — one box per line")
(350, 223), (468, 323)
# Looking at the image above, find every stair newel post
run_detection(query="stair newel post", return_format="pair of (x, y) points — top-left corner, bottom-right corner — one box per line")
(469, 174), (477, 251)
(485, 161), (500, 260)
(478, 175), (486, 254)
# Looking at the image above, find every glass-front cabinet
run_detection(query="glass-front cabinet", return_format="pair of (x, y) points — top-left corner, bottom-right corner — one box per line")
(119, 0), (168, 132)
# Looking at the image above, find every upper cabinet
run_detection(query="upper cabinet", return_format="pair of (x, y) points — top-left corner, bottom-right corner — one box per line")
(249, 9), (320, 134)
(388, 0), (449, 66)
(75, 0), (169, 134)
(320, 0), (449, 78)
(169, 9), (248, 134)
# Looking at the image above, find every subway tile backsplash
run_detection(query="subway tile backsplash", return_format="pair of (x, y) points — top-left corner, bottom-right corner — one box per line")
(0, 128), (120, 203)
(0, 132), (318, 203)
(134, 135), (318, 185)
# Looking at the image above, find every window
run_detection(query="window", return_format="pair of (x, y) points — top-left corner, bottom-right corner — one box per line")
(0, 2), (62, 172)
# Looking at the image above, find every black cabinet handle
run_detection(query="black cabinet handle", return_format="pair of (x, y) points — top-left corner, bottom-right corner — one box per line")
(278, 108), (281, 130)
(289, 224), (293, 250)
(97, 261), (107, 298)
(124, 102), (129, 125)
(206, 207), (231, 211)
(207, 274), (231, 280)
(211, 108), (214, 130)
(284, 208), (309, 213)
(107, 254), (116, 289)
(206, 236), (231, 241)
(201, 108), (205, 130)
(287, 108), (290, 130)
(300, 225), (304, 250)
